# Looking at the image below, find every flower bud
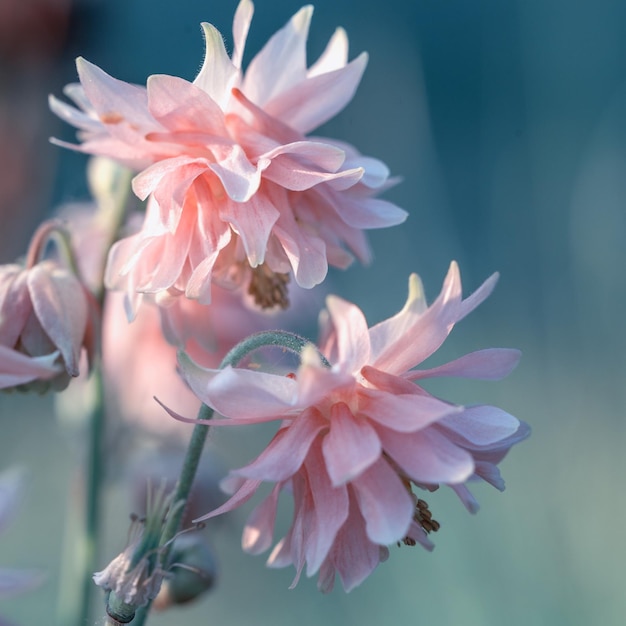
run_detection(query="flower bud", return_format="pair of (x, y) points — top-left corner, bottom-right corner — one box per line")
(153, 533), (217, 610)
(0, 221), (98, 392)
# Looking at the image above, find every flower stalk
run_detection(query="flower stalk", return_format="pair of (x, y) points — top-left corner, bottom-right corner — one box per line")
(104, 330), (326, 624)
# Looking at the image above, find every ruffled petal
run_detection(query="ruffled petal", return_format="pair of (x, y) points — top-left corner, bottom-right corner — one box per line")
(351, 457), (413, 544)
(178, 354), (298, 421)
(322, 402), (381, 486)
(325, 296), (370, 373)
(407, 348), (521, 381)
(358, 387), (460, 433)
(193, 22), (239, 108)
(242, 6), (313, 106)
(27, 264), (87, 377)
(234, 408), (328, 481)
(0, 348), (61, 389)
(376, 426), (475, 485)
(242, 483), (282, 554)
(265, 53), (368, 135)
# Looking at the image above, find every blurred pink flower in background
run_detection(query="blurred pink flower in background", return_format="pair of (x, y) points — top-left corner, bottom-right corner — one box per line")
(0, 222), (98, 392)
(171, 262), (529, 591)
(103, 280), (322, 441)
(0, 468), (44, 625)
(50, 0), (407, 312)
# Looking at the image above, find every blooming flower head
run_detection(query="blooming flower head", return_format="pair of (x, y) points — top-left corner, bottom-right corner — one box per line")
(171, 262), (529, 592)
(50, 0), (407, 312)
(0, 221), (98, 392)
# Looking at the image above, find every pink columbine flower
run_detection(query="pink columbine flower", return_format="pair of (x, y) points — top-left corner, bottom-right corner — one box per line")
(0, 221), (98, 392)
(0, 468), (44, 625)
(170, 262), (529, 592)
(50, 0), (407, 312)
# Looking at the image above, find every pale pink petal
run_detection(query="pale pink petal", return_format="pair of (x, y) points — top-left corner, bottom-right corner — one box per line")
(451, 484), (480, 513)
(242, 6), (312, 106)
(457, 272), (499, 321)
(273, 220), (328, 289)
(242, 483), (282, 554)
(351, 457), (413, 544)
(48, 94), (101, 133)
(474, 461), (505, 491)
(376, 426), (475, 485)
(358, 388), (459, 433)
(147, 74), (225, 132)
(308, 27), (348, 77)
(194, 478), (262, 522)
(328, 491), (382, 592)
(333, 195), (408, 229)
(27, 264), (87, 377)
(231, 0), (254, 69)
(360, 365), (421, 395)
(322, 402), (381, 486)
(303, 442), (349, 574)
(0, 569), (43, 597)
(438, 405), (521, 446)
(407, 348), (522, 381)
(75, 57), (153, 133)
(178, 354), (298, 420)
(193, 23), (239, 108)
(325, 296), (370, 372)
(265, 54), (368, 134)
(209, 144), (266, 202)
(234, 408), (328, 481)
(369, 262), (463, 375)
(0, 268), (31, 346)
(218, 194), (279, 267)
(0, 348), (61, 388)
(261, 140), (346, 170)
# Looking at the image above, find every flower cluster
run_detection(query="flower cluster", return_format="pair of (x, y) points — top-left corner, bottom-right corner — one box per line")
(170, 262), (529, 591)
(0, 0), (528, 616)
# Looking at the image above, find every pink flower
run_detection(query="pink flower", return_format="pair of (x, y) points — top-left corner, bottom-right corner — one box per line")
(0, 222), (98, 392)
(170, 262), (529, 591)
(0, 468), (44, 623)
(50, 0), (407, 311)
(103, 276), (321, 441)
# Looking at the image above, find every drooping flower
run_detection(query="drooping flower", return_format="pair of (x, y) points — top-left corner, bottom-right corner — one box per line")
(170, 262), (529, 591)
(50, 0), (407, 312)
(0, 221), (98, 392)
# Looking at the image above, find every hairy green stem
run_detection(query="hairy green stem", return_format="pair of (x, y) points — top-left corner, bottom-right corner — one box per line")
(114, 330), (327, 625)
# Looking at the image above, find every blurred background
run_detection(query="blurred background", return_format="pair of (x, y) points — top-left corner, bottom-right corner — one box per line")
(1, 0), (625, 624)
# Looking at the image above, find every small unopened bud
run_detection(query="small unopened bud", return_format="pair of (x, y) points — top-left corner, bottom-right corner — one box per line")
(0, 221), (98, 393)
(153, 533), (217, 610)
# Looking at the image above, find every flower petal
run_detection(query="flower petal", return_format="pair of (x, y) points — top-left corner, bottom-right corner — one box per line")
(376, 426), (474, 485)
(0, 347), (61, 389)
(178, 353), (298, 421)
(242, 5), (313, 106)
(407, 348), (522, 381)
(325, 296), (371, 373)
(438, 405), (521, 447)
(351, 457), (413, 544)
(242, 483), (282, 554)
(265, 53), (368, 135)
(194, 22), (239, 108)
(27, 263), (87, 376)
(322, 402), (381, 486)
(358, 387), (459, 433)
(234, 408), (328, 481)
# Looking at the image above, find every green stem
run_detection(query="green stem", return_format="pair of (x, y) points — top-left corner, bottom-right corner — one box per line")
(57, 163), (134, 626)
(109, 331), (327, 624)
